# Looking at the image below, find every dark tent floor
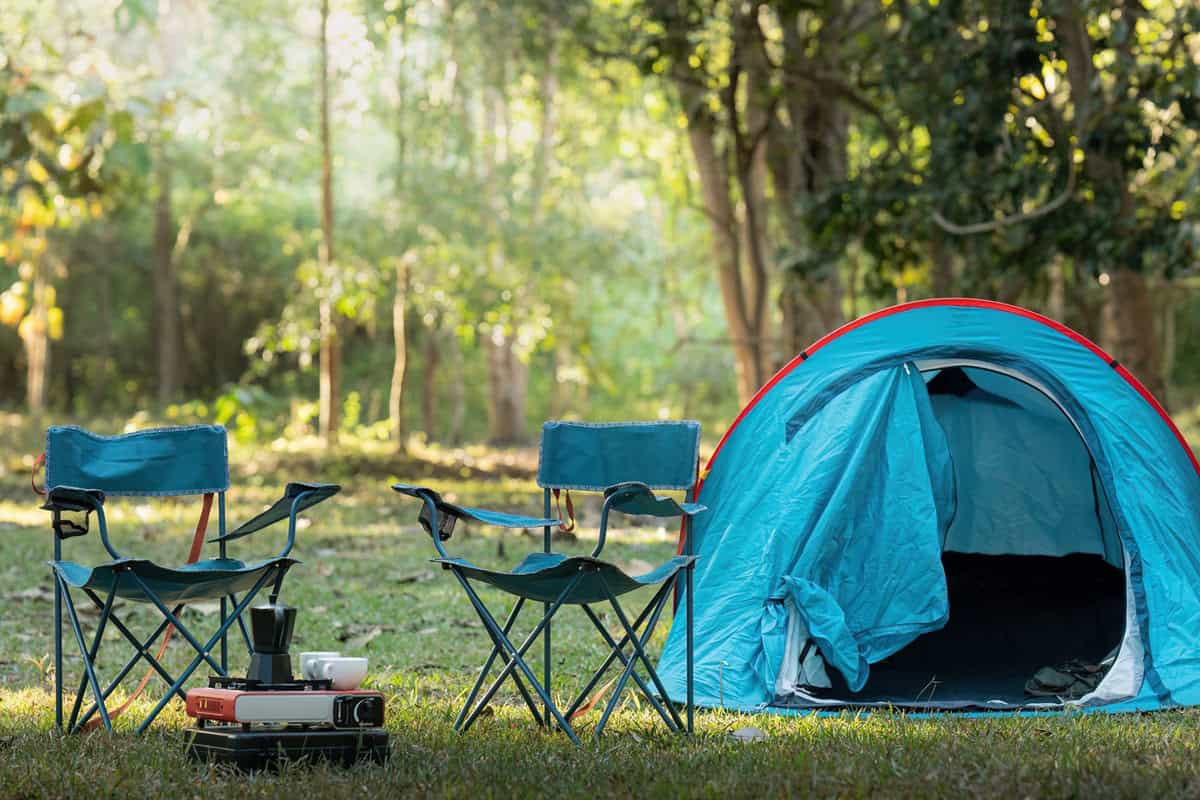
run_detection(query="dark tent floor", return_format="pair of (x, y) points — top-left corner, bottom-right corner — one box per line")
(775, 552), (1125, 710)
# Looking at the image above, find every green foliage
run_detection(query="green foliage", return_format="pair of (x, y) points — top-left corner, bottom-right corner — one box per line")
(2, 0), (1198, 429)
(816, 0), (1200, 297)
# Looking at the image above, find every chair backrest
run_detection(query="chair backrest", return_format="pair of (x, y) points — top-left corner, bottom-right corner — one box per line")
(537, 420), (700, 491)
(45, 425), (230, 496)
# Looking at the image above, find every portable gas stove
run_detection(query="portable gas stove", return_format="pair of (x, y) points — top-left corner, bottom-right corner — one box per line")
(181, 602), (389, 771)
(184, 676), (389, 770)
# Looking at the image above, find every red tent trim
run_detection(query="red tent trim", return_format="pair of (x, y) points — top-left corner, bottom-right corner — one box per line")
(678, 298), (1200, 555)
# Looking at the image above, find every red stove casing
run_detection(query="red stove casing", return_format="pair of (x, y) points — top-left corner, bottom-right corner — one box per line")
(186, 687), (385, 728)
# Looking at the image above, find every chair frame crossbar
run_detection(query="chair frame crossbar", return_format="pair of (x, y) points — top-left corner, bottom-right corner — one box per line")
(54, 562), (283, 733)
(448, 562), (691, 743)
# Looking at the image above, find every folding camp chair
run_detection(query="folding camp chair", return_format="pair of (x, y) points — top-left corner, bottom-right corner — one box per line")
(41, 425), (339, 734)
(393, 420), (702, 744)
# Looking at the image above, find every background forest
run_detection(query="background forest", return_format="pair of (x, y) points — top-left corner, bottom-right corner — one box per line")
(2, 0), (1199, 447)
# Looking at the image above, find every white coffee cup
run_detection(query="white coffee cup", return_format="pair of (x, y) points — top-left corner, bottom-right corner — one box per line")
(320, 656), (369, 690)
(299, 651), (341, 681)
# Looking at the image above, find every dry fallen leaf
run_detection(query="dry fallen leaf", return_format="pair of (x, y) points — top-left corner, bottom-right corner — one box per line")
(7, 587), (55, 603)
(389, 571), (435, 584)
(188, 601), (221, 615)
(339, 626), (383, 650)
(731, 726), (769, 743)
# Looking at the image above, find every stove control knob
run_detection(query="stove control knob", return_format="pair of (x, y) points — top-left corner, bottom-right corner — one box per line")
(353, 696), (380, 725)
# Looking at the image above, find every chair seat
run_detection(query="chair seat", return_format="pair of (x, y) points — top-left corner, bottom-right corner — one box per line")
(50, 556), (299, 604)
(434, 552), (696, 604)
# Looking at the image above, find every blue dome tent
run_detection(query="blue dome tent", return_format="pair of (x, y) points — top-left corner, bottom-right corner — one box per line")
(657, 299), (1200, 713)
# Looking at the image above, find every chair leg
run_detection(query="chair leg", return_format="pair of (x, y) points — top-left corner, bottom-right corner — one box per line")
(53, 567), (63, 732)
(686, 562), (695, 734)
(458, 589), (564, 733)
(543, 490), (552, 729)
(563, 589), (666, 719)
(219, 596), (228, 673)
(544, 601), (552, 728)
(129, 568), (276, 733)
(593, 579), (678, 739)
(56, 576), (113, 733)
(125, 575), (229, 677)
(451, 597), (542, 729)
(66, 578), (117, 732)
(452, 570), (583, 745)
(576, 600), (680, 732)
(71, 598), (184, 732)
(455, 598), (542, 730)
(219, 512), (228, 673)
(459, 624), (544, 732)
(227, 593), (254, 653)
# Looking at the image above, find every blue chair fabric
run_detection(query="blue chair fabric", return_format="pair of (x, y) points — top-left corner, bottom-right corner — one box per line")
(537, 420), (700, 490)
(46, 425), (229, 496)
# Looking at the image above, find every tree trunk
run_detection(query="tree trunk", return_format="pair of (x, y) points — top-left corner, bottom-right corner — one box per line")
(389, 259), (410, 448)
(650, 0), (779, 403)
(420, 321), (441, 440)
(1056, 0), (1166, 403)
(152, 138), (180, 405)
(479, 44), (530, 442)
(1046, 258), (1066, 321)
(1161, 283), (1176, 391)
(531, 32), (558, 223)
(769, 3), (848, 359)
(317, 0), (340, 445)
(676, 80), (766, 404)
(389, 8), (411, 452)
(548, 343), (569, 419)
(447, 332), (465, 445)
(484, 328), (526, 445)
(731, 5), (772, 377)
(23, 244), (49, 423)
(930, 232), (954, 298)
(1103, 268), (1166, 400)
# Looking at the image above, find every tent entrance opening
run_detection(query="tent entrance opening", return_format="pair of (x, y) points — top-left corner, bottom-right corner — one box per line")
(776, 364), (1128, 710)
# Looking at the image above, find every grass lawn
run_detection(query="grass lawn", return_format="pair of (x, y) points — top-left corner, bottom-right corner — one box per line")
(2, 420), (1200, 797)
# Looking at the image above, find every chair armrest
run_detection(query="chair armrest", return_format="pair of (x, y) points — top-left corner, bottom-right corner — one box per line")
(592, 482), (706, 559)
(392, 484), (560, 540)
(42, 486), (106, 514)
(41, 486), (106, 540)
(603, 482), (706, 519)
(213, 482), (341, 544)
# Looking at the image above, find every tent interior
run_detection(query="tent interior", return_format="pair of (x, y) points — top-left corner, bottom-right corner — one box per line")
(776, 364), (1129, 710)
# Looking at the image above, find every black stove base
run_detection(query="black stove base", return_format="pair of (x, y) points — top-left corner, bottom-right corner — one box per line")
(183, 725), (389, 771)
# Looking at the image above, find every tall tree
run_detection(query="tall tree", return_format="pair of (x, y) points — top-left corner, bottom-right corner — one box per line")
(643, 0), (770, 403)
(317, 0), (341, 445)
(389, 256), (410, 446)
(385, 0), (413, 450)
(149, 2), (192, 405)
(478, 17), (528, 445)
(624, 0), (867, 401)
(0, 3), (136, 421)
(1053, 0), (1165, 400)
(152, 135), (181, 404)
(836, 0), (1200, 402)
